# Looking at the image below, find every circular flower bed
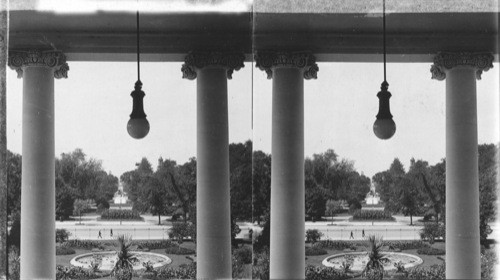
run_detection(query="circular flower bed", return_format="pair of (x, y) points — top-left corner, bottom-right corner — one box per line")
(70, 251), (171, 271)
(322, 251), (423, 271)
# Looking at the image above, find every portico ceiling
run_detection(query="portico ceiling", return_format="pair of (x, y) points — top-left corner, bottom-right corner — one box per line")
(7, 0), (499, 62)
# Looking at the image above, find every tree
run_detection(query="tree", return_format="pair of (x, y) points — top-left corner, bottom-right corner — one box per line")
(73, 199), (91, 224)
(6, 150), (22, 217)
(143, 176), (171, 225)
(478, 144), (498, 244)
(252, 151), (271, 225)
(325, 199), (343, 224)
(229, 141), (253, 222)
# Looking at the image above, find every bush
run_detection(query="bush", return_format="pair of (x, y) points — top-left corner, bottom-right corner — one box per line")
(352, 210), (395, 221)
(8, 246), (20, 280)
(96, 200), (110, 214)
(168, 222), (195, 243)
(305, 246), (327, 256)
(365, 268), (385, 280)
(405, 263), (445, 279)
(306, 229), (323, 244)
(156, 263), (196, 279)
(305, 265), (348, 280)
(416, 247), (445, 255)
(481, 250), (497, 280)
(63, 239), (105, 250)
(56, 265), (97, 280)
(101, 209), (142, 220)
(385, 240), (429, 251)
(164, 245), (195, 255)
(56, 245), (76, 255)
(56, 228), (71, 243)
(419, 222), (445, 243)
(234, 246), (252, 264)
(316, 240), (358, 250)
(135, 240), (174, 250)
(252, 250), (270, 280)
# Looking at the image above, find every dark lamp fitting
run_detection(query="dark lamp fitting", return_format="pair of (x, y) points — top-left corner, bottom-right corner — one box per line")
(373, 81), (396, 140)
(127, 80), (150, 139)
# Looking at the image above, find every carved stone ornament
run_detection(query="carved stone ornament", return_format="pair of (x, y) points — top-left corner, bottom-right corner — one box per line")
(181, 52), (245, 80)
(431, 52), (494, 81)
(8, 50), (69, 79)
(254, 52), (318, 80)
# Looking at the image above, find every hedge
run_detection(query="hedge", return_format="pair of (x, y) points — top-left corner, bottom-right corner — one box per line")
(164, 245), (196, 255)
(416, 247), (445, 255)
(100, 209), (142, 220)
(305, 246), (328, 256)
(135, 240), (174, 250)
(305, 265), (348, 280)
(63, 240), (105, 250)
(233, 246), (253, 264)
(352, 210), (395, 221)
(56, 246), (76, 255)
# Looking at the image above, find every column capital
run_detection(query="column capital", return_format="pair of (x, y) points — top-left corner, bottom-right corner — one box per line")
(254, 51), (318, 80)
(8, 50), (69, 79)
(181, 52), (245, 80)
(431, 52), (494, 81)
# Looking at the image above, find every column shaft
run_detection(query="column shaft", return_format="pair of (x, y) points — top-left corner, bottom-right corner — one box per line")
(20, 67), (56, 280)
(445, 67), (480, 279)
(270, 67), (305, 279)
(196, 67), (232, 279)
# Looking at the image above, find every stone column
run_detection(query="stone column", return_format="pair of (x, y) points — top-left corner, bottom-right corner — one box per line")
(431, 52), (494, 280)
(255, 52), (318, 280)
(182, 53), (244, 280)
(8, 50), (68, 280)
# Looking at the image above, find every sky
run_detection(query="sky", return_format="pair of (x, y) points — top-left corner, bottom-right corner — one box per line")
(6, 61), (500, 178)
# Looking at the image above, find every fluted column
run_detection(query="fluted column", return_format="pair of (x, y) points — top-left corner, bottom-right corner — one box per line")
(255, 52), (318, 280)
(182, 52), (244, 280)
(431, 52), (494, 280)
(8, 50), (68, 280)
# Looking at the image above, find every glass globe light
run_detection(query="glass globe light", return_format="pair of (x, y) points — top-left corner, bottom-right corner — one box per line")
(373, 81), (396, 140)
(127, 80), (150, 139)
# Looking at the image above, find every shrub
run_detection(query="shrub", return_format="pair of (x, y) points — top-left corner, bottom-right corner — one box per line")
(113, 267), (133, 280)
(305, 246), (328, 256)
(252, 249), (270, 280)
(481, 250), (497, 280)
(164, 245), (195, 255)
(156, 263), (196, 279)
(316, 240), (357, 250)
(405, 263), (445, 279)
(8, 246), (20, 280)
(416, 247), (445, 255)
(305, 265), (348, 280)
(306, 229), (323, 244)
(168, 222), (195, 243)
(96, 200), (110, 214)
(56, 245), (76, 255)
(135, 240), (173, 250)
(419, 222), (445, 243)
(101, 209), (142, 220)
(64, 239), (104, 250)
(56, 229), (71, 243)
(365, 267), (384, 280)
(385, 240), (429, 251)
(234, 246), (253, 264)
(56, 265), (97, 280)
(352, 210), (395, 221)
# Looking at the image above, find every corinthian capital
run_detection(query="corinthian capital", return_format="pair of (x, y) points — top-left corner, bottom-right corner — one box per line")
(254, 51), (318, 80)
(8, 50), (69, 79)
(431, 52), (494, 81)
(181, 52), (245, 80)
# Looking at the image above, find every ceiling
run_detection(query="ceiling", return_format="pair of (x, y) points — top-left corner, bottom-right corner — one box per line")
(7, 0), (499, 62)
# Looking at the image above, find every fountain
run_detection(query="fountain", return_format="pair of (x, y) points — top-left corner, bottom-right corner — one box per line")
(70, 251), (172, 271)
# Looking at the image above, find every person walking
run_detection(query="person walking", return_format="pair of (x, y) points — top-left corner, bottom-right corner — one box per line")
(98, 230), (102, 239)
(350, 231), (354, 239)
(362, 229), (365, 238)
(110, 229), (113, 237)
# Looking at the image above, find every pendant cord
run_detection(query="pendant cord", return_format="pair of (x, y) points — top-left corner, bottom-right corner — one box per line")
(383, 0), (386, 82)
(136, 5), (141, 82)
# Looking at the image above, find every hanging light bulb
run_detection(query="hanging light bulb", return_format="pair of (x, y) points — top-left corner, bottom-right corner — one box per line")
(373, 0), (396, 140)
(127, 6), (150, 139)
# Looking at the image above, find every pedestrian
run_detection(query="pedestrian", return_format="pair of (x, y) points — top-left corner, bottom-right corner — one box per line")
(110, 229), (113, 237)
(98, 230), (102, 239)
(350, 231), (354, 239)
(362, 229), (365, 238)
(248, 228), (253, 241)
